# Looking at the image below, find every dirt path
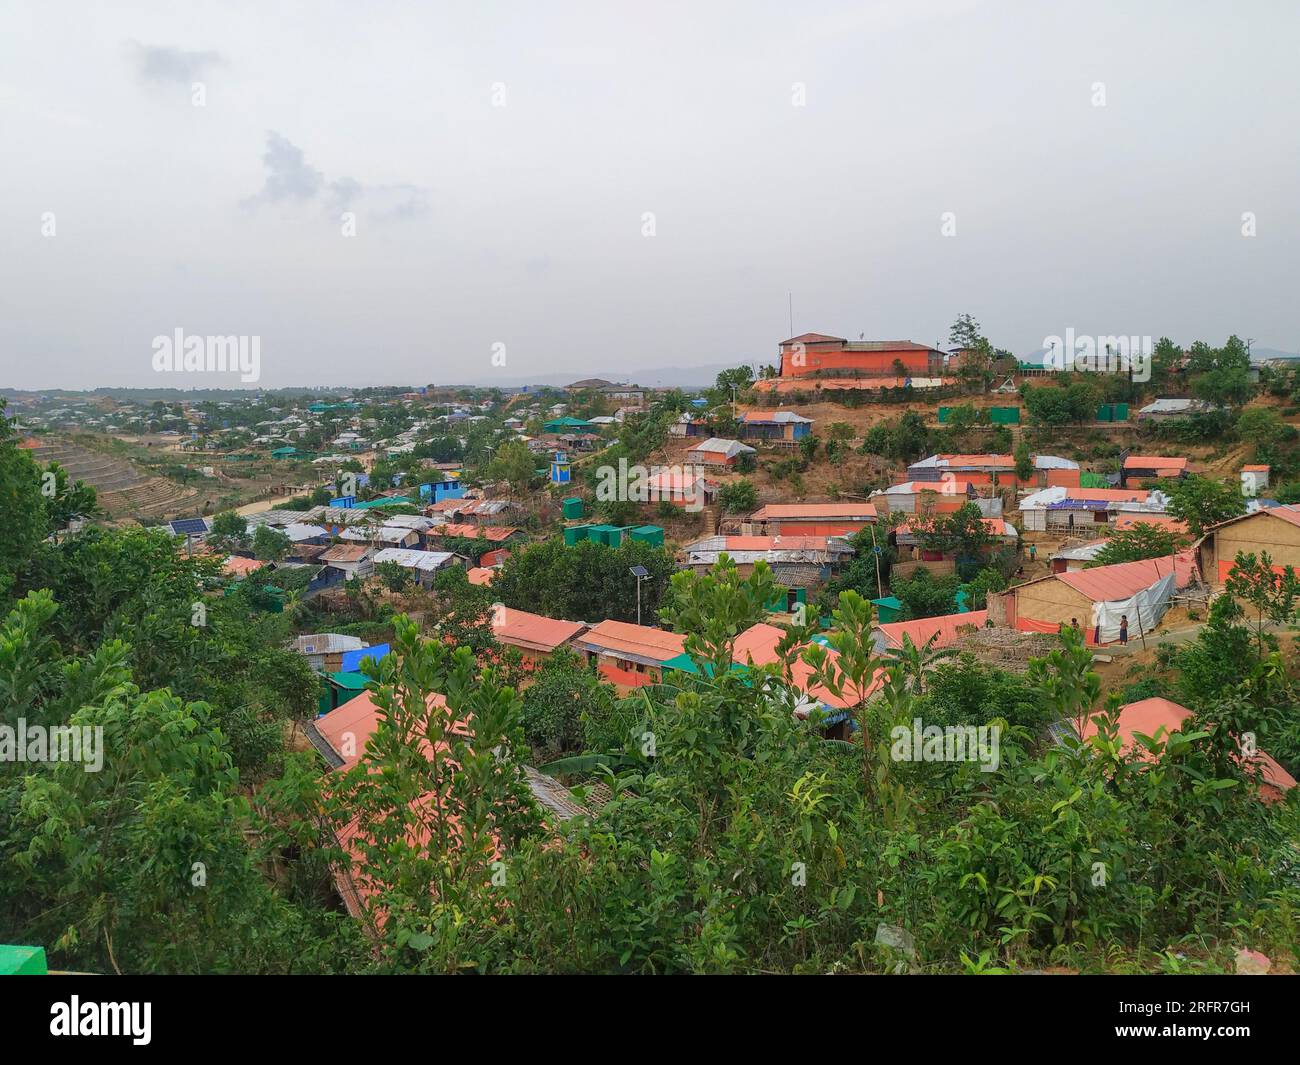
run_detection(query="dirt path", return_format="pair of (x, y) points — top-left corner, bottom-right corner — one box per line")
(237, 493), (300, 516)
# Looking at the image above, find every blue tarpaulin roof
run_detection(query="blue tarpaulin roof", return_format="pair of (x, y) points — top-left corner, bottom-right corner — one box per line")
(340, 643), (390, 673)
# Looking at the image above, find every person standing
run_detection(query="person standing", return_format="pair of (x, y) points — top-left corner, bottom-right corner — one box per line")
(1119, 614), (1129, 645)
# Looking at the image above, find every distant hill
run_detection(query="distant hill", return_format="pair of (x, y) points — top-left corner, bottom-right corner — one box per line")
(0, 362), (749, 399)
(1016, 344), (1299, 368)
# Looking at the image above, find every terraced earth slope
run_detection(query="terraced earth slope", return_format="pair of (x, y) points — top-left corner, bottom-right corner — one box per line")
(24, 439), (200, 520)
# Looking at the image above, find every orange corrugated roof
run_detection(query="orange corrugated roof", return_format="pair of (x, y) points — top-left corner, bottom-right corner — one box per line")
(492, 607), (586, 653)
(466, 567), (495, 586)
(222, 555), (265, 577)
(315, 690), (474, 921)
(578, 620), (687, 663)
(1066, 487), (1150, 502)
(1113, 514), (1189, 533)
(729, 623), (883, 710)
(732, 622), (786, 666)
(1083, 697), (1296, 797)
(317, 690), (451, 773)
(1124, 455), (1188, 470)
(875, 610), (989, 651)
(1242, 464), (1270, 472)
(751, 503), (877, 520)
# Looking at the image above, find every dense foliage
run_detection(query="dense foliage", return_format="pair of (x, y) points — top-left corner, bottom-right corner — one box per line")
(2, 410), (1299, 975)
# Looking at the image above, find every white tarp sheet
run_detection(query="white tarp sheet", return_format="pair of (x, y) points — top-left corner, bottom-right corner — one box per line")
(1089, 570), (1175, 644)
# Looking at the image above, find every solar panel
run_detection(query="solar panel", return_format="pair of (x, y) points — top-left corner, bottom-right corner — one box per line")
(170, 518), (209, 535)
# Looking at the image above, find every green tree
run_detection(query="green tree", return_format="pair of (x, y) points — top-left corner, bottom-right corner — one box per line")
(252, 523), (292, 562)
(493, 538), (676, 624)
(486, 440), (537, 495)
(325, 615), (538, 969)
(883, 631), (956, 695)
(1224, 551), (1300, 657)
(208, 510), (249, 552)
(0, 403), (47, 599)
(519, 647), (619, 756)
(39, 461), (100, 536)
(1161, 475), (1246, 536)
(1236, 406), (1286, 450)
(1091, 524), (1179, 566)
(0, 591), (346, 974)
(1014, 440), (1033, 483)
(718, 479), (759, 514)
(375, 559), (414, 592)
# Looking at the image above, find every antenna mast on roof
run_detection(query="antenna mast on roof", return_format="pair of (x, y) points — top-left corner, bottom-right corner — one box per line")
(788, 293), (793, 338)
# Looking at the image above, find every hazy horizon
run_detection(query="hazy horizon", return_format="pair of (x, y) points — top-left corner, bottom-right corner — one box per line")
(4, 0), (1298, 390)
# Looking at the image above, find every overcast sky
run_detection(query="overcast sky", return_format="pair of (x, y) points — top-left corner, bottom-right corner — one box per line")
(2, 0), (1298, 390)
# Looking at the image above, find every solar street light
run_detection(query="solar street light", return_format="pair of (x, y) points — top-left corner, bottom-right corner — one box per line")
(629, 565), (650, 625)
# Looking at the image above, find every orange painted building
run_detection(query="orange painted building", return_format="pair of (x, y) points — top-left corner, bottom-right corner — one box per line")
(777, 333), (945, 378)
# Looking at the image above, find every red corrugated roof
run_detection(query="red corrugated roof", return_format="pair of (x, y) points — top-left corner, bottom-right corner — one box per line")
(1264, 505), (1300, 528)
(466, 567), (495, 586)
(1057, 554), (1193, 601)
